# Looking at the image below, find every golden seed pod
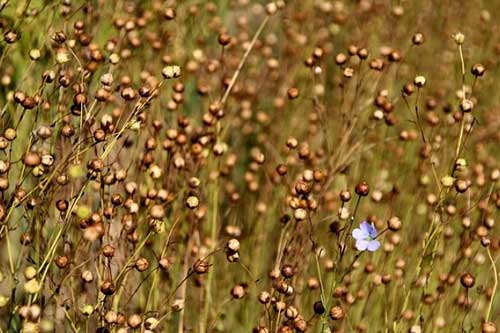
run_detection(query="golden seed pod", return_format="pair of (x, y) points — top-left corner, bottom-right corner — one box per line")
(162, 65), (181, 79)
(329, 305), (345, 320)
(453, 32), (465, 45)
(460, 99), (474, 112)
(231, 284), (245, 299)
(482, 322), (497, 333)
(413, 75), (426, 88)
(412, 32), (425, 45)
(471, 63), (485, 76)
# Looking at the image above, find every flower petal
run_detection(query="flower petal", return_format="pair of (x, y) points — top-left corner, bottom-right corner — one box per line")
(355, 240), (369, 251)
(367, 223), (378, 238)
(352, 228), (366, 241)
(359, 221), (371, 234)
(367, 240), (380, 252)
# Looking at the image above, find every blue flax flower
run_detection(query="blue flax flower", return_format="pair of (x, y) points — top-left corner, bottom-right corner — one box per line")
(352, 221), (380, 252)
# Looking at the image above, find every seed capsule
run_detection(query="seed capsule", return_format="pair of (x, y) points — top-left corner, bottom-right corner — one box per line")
(482, 322), (497, 333)
(329, 306), (345, 320)
(162, 65), (181, 79)
(355, 182), (370, 196)
(460, 272), (475, 288)
(471, 63), (485, 76)
(413, 75), (426, 88)
(412, 32), (425, 45)
(230, 285), (245, 299)
(460, 99), (474, 112)
(287, 87), (299, 99)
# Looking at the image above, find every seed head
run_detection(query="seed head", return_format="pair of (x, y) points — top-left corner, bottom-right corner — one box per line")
(355, 182), (370, 196)
(29, 49), (41, 61)
(413, 75), (426, 88)
(388, 216), (402, 231)
(162, 65), (181, 79)
(460, 99), (474, 112)
(471, 64), (485, 76)
(453, 32), (465, 45)
(265, 2), (278, 15)
(412, 32), (425, 45)
(329, 306), (345, 320)
(287, 87), (299, 99)
(460, 272), (475, 288)
(227, 238), (240, 253)
(482, 322), (497, 333)
(231, 285), (245, 299)
(186, 195), (200, 209)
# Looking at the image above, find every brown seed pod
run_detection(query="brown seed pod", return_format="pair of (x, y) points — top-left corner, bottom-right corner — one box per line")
(81, 270), (93, 283)
(127, 314), (142, 329)
(100, 281), (116, 295)
(4, 31), (18, 43)
(159, 257), (172, 270)
(357, 48), (369, 60)
(313, 301), (325, 314)
(102, 244), (115, 258)
(340, 190), (351, 202)
(482, 322), (497, 333)
(403, 83), (415, 96)
(121, 87), (136, 101)
(329, 306), (345, 320)
(135, 257), (149, 272)
(460, 99), (474, 112)
(164, 7), (176, 20)
(23, 152), (41, 167)
(287, 87), (299, 99)
(335, 53), (347, 65)
(355, 182), (370, 196)
(230, 285), (245, 299)
(193, 259), (209, 274)
(460, 272), (475, 288)
(55, 255), (69, 268)
(388, 216), (402, 231)
(281, 264), (294, 278)
(412, 32), (425, 45)
(218, 32), (231, 46)
(471, 63), (485, 77)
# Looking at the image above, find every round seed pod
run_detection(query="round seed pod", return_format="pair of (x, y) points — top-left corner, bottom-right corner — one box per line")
(355, 182), (370, 196)
(460, 272), (475, 288)
(471, 64), (485, 76)
(388, 216), (402, 231)
(258, 291), (271, 304)
(135, 258), (149, 272)
(186, 195), (200, 209)
(313, 301), (325, 314)
(482, 322), (497, 333)
(340, 190), (351, 202)
(413, 75), (426, 88)
(81, 270), (93, 283)
(227, 238), (240, 253)
(127, 314), (142, 329)
(23, 152), (41, 167)
(159, 257), (172, 270)
(231, 285), (245, 299)
(287, 87), (299, 99)
(329, 306), (344, 320)
(193, 259), (209, 274)
(100, 281), (116, 295)
(55, 255), (69, 268)
(102, 245), (115, 258)
(281, 264), (294, 278)
(164, 7), (176, 20)
(412, 32), (425, 45)
(460, 99), (474, 112)
(218, 32), (231, 46)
